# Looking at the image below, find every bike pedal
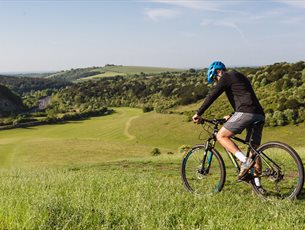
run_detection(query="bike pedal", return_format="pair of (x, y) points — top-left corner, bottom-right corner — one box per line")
(237, 174), (253, 183)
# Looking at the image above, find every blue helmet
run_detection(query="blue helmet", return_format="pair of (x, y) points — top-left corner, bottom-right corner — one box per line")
(207, 61), (226, 84)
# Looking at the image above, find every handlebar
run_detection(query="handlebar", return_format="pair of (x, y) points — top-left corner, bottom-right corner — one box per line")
(199, 118), (226, 125)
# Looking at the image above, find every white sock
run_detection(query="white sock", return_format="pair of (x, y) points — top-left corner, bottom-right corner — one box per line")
(234, 151), (247, 163)
(254, 177), (261, 187)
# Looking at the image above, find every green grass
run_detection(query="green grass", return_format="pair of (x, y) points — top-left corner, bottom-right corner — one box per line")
(1, 161), (305, 229)
(80, 71), (126, 80)
(80, 66), (184, 80)
(50, 65), (184, 81)
(0, 107), (305, 228)
(97, 65), (184, 74)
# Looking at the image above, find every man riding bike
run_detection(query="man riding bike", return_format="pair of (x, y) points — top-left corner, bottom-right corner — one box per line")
(192, 61), (265, 188)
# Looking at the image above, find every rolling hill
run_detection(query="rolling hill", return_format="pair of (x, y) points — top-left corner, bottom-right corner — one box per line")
(47, 65), (184, 81)
(0, 107), (304, 228)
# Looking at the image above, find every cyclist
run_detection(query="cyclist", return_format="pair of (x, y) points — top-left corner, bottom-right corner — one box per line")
(192, 61), (265, 187)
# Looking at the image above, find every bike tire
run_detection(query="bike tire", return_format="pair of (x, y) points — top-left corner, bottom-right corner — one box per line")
(181, 145), (226, 195)
(251, 141), (304, 199)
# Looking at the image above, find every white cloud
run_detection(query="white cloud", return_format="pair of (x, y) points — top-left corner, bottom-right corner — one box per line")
(215, 21), (246, 41)
(150, 0), (225, 11)
(201, 19), (247, 41)
(144, 8), (180, 21)
(281, 16), (305, 24)
(276, 0), (305, 8)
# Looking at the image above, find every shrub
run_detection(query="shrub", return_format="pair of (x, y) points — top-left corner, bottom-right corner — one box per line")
(151, 148), (161, 156)
(283, 109), (297, 124)
(285, 99), (300, 110)
(297, 107), (305, 123)
(178, 145), (191, 154)
(272, 111), (286, 126)
(142, 106), (154, 113)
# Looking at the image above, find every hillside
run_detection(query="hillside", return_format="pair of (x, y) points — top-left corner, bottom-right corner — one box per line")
(47, 65), (184, 81)
(47, 61), (305, 127)
(0, 107), (304, 167)
(0, 84), (25, 117)
(0, 108), (304, 228)
(0, 61), (304, 129)
(0, 74), (69, 95)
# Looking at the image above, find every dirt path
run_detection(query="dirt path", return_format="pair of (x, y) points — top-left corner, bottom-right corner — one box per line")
(124, 116), (139, 140)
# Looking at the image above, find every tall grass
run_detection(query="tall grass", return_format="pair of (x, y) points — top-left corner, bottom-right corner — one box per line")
(0, 161), (304, 229)
(0, 108), (304, 228)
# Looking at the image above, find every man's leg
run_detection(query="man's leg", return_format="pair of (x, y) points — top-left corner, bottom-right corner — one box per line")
(217, 126), (255, 178)
(216, 127), (247, 163)
(252, 144), (262, 175)
(246, 123), (264, 187)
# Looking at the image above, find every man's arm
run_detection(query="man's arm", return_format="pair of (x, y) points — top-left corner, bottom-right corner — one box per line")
(196, 77), (227, 116)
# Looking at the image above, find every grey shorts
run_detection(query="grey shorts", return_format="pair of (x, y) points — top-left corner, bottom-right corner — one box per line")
(223, 112), (265, 145)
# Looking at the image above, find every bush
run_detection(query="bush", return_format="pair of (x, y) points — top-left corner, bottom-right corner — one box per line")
(142, 106), (154, 113)
(283, 109), (297, 124)
(297, 107), (305, 123)
(285, 99), (300, 110)
(273, 111), (286, 126)
(151, 148), (161, 156)
(178, 145), (191, 154)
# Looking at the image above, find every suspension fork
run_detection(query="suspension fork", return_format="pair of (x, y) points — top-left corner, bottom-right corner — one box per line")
(200, 139), (215, 174)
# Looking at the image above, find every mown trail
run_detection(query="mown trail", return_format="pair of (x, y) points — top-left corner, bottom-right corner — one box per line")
(124, 116), (139, 140)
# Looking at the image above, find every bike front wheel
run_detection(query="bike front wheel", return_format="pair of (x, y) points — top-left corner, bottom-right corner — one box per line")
(181, 145), (226, 195)
(252, 141), (304, 199)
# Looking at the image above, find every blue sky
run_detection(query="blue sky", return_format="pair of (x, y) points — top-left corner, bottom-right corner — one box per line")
(0, 0), (305, 72)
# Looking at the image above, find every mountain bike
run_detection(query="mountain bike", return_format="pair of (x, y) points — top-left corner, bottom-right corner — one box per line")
(181, 118), (304, 199)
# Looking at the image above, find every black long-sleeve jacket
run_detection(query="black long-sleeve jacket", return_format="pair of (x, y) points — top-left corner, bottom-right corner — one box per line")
(197, 70), (264, 116)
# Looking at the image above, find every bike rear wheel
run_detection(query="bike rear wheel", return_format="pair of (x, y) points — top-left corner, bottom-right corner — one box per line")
(181, 145), (226, 195)
(251, 141), (304, 199)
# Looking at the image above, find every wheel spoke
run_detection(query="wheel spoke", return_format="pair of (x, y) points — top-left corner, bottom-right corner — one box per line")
(252, 142), (304, 199)
(181, 147), (225, 195)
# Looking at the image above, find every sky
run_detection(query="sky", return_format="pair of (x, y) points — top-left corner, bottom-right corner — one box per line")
(0, 0), (305, 72)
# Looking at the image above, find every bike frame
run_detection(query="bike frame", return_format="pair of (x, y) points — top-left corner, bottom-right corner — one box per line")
(200, 119), (281, 176)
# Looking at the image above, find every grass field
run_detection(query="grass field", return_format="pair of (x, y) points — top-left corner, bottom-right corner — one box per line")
(81, 66), (184, 80)
(0, 108), (305, 229)
(47, 65), (184, 81)
(79, 66), (183, 81)
(94, 65), (184, 74)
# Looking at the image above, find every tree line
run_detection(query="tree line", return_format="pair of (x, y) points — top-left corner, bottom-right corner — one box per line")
(1, 61), (305, 127)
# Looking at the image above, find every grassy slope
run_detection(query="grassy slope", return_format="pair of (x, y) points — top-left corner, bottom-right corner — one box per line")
(0, 108), (305, 228)
(82, 66), (184, 80)
(1, 107), (303, 166)
(97, 65), (184, 74)
(82, 71), (126, 80)
(0, 108), (151, 168)
(48, 66), (184, 81)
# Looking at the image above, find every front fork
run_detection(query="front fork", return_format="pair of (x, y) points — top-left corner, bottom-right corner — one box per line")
(199, 139), (215, 175)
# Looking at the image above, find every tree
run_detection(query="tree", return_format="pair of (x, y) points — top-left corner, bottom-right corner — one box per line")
(283, 109), (297, 124)
(285, 99), (300, 110)
(272, 111), (286, 126)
